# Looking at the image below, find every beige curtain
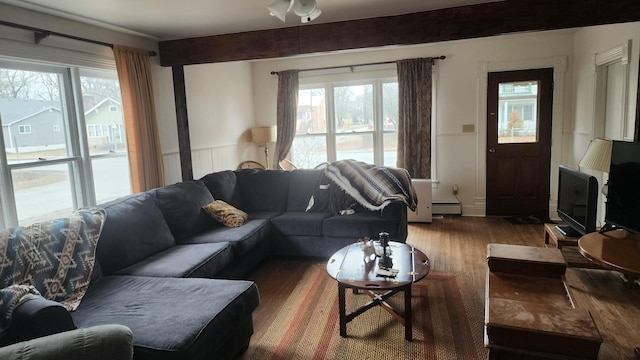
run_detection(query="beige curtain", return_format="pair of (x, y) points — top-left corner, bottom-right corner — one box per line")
(396, 58), (433, 179)
(113, 45), (165, 192)
(273, 70), (299, 169)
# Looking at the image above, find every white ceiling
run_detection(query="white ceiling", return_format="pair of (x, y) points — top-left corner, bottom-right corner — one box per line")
(0, 0), (502, 40)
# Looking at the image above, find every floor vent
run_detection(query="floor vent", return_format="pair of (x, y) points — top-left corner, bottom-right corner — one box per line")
(432, 201), (462, 215)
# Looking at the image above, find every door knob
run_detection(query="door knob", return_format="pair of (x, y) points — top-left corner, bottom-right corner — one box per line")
(489, 148), (496, 153)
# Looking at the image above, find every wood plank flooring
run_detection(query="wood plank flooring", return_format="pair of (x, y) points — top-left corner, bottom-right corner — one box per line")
(247, 216), (640, 359)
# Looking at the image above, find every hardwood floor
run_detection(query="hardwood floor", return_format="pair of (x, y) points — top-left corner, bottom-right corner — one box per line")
(247, 216), (640, 359)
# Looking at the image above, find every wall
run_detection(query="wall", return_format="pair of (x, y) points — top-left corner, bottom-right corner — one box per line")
(247, 29), (577, 216)
(569, 22), (640, 226)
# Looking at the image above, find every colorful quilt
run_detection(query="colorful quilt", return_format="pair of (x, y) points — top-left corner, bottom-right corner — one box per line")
(0, 209), (106, 313)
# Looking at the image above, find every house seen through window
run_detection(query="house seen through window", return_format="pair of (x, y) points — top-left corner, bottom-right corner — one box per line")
(0, 62), (131, 227)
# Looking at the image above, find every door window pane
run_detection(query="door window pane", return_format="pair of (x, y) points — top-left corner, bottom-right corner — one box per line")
(497, 81), (539, 144)
(79, 69), (131, 202)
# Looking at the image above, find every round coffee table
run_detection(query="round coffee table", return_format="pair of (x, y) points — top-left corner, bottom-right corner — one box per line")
(578, 229), (640, 287)
(326, 241), (430, 341)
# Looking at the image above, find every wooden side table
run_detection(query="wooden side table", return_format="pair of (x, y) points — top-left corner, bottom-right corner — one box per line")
(543, 223), (603, 269)
(485, 244), (602, 359)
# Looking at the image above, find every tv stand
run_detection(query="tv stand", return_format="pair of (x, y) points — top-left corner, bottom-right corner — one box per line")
(555, 225), (582, 238)
(544, 224), (603, 269)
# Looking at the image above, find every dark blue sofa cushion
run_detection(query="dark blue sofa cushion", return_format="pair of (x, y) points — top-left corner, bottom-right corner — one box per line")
(115, 242), (233, 278)
(323, 212), (402, 240)
(154, 180), (218, 242)
(286, 169), (322, 211)
(199, 170), (243, 209)
(235, 169), (291, 212)
(271, 212), (332, 236)
(97, 193), (175, 275)
(182, 219), (270, 256)
(71, 276), (259, 360)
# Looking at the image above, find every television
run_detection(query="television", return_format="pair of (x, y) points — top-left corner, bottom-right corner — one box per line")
(556, 165), (599, 237)
(604, 140), (640, 234)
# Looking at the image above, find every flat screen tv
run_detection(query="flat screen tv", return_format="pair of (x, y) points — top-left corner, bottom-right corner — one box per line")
(556, 165), (599, 237)
(604, 140), (640, 234)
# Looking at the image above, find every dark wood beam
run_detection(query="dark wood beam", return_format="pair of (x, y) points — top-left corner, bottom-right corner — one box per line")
(159, 0), (640, 66)
(171, 65), (194, 181)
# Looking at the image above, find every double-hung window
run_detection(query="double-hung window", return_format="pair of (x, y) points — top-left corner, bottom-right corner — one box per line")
(0, 61), (131, 227)
(290, 69), (398, 169)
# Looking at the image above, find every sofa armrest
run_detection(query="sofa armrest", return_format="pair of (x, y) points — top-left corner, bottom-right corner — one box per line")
(0, 324), (133, 360)
(1, 297), (75, 346)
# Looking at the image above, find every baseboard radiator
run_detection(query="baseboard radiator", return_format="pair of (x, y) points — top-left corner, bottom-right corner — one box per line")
(432, 201), (462, 215)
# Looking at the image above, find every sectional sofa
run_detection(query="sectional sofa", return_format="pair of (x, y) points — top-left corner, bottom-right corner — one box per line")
(3, 167), (409, 360)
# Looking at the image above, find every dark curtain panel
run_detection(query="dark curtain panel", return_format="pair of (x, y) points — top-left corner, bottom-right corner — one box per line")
(274, 70), (299, 169)
(396, 58), (433, 179)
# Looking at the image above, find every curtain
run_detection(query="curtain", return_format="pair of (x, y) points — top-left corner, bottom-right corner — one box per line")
(113, 45), (165, 192)
(396, 58), (434, 179)
(273, 70), (299, 169)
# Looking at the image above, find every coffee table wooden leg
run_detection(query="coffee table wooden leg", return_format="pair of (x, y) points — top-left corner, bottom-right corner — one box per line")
(338, 283), (347, 337)
(404, 284), (412, 341)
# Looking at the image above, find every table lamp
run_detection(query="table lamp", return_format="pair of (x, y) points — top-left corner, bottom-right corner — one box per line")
(251, 126), (277, 168)
(579, 138), (612, 195)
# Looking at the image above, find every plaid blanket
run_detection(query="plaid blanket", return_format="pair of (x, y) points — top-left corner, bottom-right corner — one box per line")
(324, 160), (417, 211)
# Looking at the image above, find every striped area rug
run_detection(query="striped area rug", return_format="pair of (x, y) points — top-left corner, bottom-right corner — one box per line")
(241, 263), (488, 360)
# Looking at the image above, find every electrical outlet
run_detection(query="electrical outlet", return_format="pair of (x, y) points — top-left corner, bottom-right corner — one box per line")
(452, 184), (459, 195)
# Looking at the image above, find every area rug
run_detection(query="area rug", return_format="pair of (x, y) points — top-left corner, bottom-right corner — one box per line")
(241, 263), (487, 360)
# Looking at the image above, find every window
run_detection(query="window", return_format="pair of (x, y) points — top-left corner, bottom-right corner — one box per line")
(497, 81), (539, 144)
(18, 125), (31, 134)
(290, 75), (398, 169)
(0, 61), (131, 227)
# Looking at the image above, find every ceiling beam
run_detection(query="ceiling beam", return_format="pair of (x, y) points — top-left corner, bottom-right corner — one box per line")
(158, 0), (640, 66)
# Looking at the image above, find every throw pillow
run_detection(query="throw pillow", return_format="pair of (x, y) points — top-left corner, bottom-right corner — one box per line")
(0, 209), (106, 311)
(202, 200), (248, 227)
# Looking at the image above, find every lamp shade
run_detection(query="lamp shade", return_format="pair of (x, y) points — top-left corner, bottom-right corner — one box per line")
(251, 126), (277, 143)
(579, 138), (612, 173)
(267, 0), (292, 22)
(292, 0), (316, 16)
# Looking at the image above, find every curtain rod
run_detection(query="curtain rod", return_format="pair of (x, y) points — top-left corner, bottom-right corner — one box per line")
(0, 20), (157, 57)
(270, 55), (446, 75)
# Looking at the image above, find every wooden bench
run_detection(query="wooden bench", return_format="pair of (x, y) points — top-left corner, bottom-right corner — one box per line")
(485, 244), (602, 359)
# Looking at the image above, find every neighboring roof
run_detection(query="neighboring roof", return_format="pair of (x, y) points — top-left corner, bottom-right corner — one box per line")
(84, 97), (121, 116)
(0, 98), (59, 125)
(0, 97), (121, 126)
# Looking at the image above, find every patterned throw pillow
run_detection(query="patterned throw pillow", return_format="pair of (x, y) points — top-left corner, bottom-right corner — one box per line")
(0, 209), (106, 311)
(202, 200), (248, 227)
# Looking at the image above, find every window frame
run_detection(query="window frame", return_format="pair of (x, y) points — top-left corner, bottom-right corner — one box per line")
(294, 69), (399, 167)
(292, 65), (438, 183)
(0, 59), (128, 228)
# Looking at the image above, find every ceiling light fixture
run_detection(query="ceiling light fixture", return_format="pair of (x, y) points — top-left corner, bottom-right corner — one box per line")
(268, 0), (321, 24)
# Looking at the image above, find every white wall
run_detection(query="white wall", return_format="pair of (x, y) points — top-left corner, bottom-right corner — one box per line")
(246, 29), (577, 216)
